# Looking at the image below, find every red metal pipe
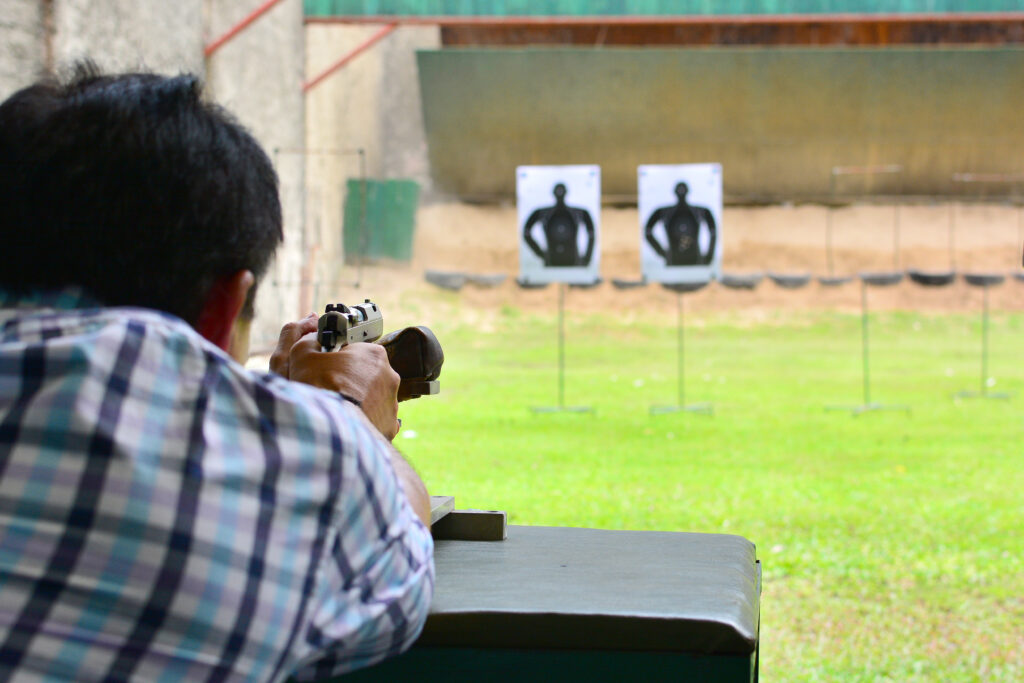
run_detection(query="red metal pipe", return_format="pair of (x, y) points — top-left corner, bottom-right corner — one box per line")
(303, 23), (399, 92)
(305, 12), (1024, 27)
(205, 0), (289, 57)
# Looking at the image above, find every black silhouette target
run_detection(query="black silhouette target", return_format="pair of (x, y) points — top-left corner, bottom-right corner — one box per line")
(639, 164), (722, 284)
(517, 166), (601, 285)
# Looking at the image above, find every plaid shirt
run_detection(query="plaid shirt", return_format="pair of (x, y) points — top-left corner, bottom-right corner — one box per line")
(0, 290), (434, 682)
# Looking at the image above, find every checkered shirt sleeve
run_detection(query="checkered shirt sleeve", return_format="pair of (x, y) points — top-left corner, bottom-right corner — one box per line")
(0, 302), (434, 682)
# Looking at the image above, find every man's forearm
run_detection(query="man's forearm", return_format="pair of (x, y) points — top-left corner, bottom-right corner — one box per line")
(390, 447), (430, 528)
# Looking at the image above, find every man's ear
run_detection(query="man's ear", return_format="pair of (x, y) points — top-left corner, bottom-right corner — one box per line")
(195, 270), (255, 352)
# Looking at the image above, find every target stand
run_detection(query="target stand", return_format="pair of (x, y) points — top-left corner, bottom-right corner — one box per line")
(531, 283), (594, 414)
(820, 164), (903, 286)
(827, 273), (910, 415)
(954, 273), (1012, 401)
(650, 282), (713, 416)
(947, 172), (1024, 401)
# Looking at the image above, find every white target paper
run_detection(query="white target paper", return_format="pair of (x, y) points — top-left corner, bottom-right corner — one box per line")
(517, 165), (601, 285)
(639, 164), (722, 284)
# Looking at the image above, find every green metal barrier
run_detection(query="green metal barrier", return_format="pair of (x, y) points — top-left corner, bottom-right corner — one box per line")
(343, 178), (420, 264)
(416, 47), (1024, 201)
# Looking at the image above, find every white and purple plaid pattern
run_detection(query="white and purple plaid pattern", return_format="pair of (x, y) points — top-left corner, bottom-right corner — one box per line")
(0, 291), (434, 682)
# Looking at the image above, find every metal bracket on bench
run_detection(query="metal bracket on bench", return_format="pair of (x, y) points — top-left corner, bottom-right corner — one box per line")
(429, 496), (507, 541)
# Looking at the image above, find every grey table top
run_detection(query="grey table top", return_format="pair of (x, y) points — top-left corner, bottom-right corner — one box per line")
(418, 525), (760, 656)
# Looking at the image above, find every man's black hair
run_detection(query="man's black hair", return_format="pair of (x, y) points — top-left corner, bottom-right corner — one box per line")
(0, 63), (282, 324)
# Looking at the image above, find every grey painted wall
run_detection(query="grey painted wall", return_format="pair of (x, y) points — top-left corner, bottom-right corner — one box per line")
(304, 23), (439, 299)
(0, 0), (47, 98)
(206, 0), (307, 347)
(52, 0), (204, 76)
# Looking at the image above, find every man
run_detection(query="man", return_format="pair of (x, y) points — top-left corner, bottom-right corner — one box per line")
(0, 66), (433, 681)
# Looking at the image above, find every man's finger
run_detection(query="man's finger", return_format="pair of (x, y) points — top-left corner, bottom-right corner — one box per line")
(270, 313), (318, 376)
(278, 313), (318, 348)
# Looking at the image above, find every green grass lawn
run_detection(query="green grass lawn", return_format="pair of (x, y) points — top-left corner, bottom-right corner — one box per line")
(395, 302), (1023, 682)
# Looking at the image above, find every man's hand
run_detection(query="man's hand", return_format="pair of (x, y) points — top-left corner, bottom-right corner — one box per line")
(270, 314), (401, 441)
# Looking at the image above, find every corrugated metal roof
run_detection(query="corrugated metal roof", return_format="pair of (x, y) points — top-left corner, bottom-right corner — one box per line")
(305, 1), (1024, 17)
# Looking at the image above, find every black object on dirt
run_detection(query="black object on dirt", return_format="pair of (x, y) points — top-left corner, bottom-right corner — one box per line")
(661, 280), (710, 294)
(718, 272), (763, 290)
(767, 272), (812, 289)
(907, 269), (956, 287)
(859, 271), (904, 287)
(425, 270), (466, 291)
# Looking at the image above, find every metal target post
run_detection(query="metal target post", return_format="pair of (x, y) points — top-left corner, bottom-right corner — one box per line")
(950, 171), (1024, 270)
(820, 164), (908, 414)
(651, 288), (713, 416)
(820, 164), (902, 286)
(954, 277), (1011, 401)
(825, 170), (836, 276)
(949, 172), (1024, 401)
(827, 275), (910, 415)
(356, 148), (368, 289)
(1018, 193), (1024, 271)
(273, 147), (368, 294)
(531, 283), (594, 414)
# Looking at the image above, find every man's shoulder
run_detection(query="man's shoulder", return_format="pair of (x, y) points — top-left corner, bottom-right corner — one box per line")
(2, 304), (353, 426)
(1, 302), (386, 497)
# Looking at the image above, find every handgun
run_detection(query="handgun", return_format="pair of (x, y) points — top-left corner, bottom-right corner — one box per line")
(317, 300), (443, 401)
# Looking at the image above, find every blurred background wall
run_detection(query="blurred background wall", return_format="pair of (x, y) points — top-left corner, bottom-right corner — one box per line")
(2, 1), (1023, 342)
(306, 0), (1024, 202)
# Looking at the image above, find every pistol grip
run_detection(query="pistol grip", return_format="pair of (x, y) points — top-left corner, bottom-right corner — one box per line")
(378, 326), (444, 401)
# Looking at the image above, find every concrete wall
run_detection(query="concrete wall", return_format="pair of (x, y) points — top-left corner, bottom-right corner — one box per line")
(378, 27), (438, 191)
(0, 0), (307, 349)
(1, 0), (204, 94)
(304, 23), (439, 301)
(0, 0), (47, 98)
(206, 0), (306, 348)
(305, 22), (386, 303)
(52, 0), (204, 75)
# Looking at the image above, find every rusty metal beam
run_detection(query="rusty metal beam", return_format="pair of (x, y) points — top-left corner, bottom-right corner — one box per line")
(303, 23), (398, 92)
(305, 13), (1024, 46)
(205, 0), (289, 57)
(305, 13), (1024, 27)
(440, 21), (1024, 46)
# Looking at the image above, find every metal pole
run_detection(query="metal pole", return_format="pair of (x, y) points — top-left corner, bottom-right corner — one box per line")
(302, 23), (399, 92)
(892, 203), (901, 271)
(204, 0), (288, 57)
(826, 209), (834, 276)
(948, 201), (957, 271)
(826, 171), (836, 276)
(558, 283), (566, 409)
(981, 285), (990, 396)
(677, 292), (685, 406)
(861, 279), (871, 406)
(358, 148), (367, 289)
(827, 163), (900, 276)
(306, 12), (1024, 28)
(1018, 196), (1023, 261)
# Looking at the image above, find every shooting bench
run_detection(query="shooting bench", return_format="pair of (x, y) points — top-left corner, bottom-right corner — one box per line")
(337, 498), (761, 682)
